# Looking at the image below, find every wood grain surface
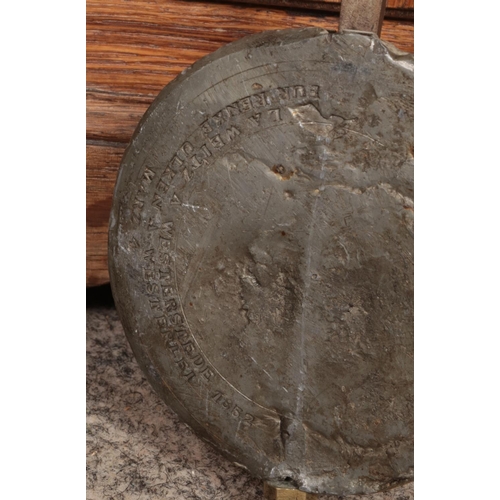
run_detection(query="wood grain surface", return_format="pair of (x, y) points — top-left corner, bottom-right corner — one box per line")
(86, 0), (414, 286)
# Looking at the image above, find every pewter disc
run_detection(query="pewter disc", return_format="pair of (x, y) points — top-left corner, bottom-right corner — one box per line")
(109, 28), (413, 495)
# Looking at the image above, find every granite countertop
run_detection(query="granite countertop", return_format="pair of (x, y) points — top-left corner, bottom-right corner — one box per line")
(86, 306), (414, 500)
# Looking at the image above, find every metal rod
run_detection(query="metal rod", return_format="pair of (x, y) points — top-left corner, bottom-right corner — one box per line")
(339, 0), (387, 36)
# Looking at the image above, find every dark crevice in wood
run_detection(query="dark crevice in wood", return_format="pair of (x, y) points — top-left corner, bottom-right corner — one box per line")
(199, 0), (413, 20)
(87, 139), (129, 148)
(86, 88), (156, 99)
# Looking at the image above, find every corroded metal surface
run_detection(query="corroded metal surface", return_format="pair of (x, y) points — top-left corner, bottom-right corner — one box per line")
(109, 28), (414, 496)
(339, 0), (387, 36)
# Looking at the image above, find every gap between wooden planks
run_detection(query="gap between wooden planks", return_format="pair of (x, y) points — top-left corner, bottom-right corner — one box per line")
(87, 0), (414, 287)
(221, 0), (414, 19)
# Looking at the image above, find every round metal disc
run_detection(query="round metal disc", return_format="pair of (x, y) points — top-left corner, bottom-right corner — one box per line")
(109, 28), (414, 495)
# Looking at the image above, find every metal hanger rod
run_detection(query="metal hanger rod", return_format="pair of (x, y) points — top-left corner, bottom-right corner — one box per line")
(339, 0), (387, 36)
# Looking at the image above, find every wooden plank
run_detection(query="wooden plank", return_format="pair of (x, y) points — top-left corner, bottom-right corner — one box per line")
(87, 0), (413, 286)
(86, 142), (125, 287)
(87, 90), (150, 143)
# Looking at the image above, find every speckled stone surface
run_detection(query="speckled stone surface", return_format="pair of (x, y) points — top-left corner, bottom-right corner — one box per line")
(86, 307), (414, 500)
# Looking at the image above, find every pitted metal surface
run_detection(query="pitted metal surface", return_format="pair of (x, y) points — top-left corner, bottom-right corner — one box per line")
(109, 28), (414, 496)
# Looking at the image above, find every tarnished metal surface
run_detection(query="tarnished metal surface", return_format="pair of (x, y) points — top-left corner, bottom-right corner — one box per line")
(339, 0), (387, 36)
(109, 28), (414, 496)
